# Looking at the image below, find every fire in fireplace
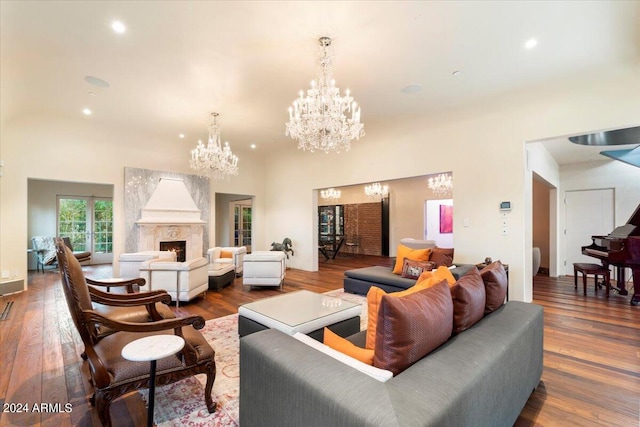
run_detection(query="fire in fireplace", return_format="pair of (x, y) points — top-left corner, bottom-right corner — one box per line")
(160, 240), (186, 262)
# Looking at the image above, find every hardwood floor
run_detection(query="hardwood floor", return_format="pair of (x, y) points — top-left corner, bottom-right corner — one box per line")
(1, 255), (638, 426)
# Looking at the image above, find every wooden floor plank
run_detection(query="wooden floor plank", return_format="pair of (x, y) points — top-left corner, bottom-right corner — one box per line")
(1, 256), (638, 426)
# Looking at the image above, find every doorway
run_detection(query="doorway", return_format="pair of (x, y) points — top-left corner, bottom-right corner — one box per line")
(57, 196), (114, 264)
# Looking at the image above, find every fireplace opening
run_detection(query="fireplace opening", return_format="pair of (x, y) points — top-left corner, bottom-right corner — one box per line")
(160, 240), (186, 262)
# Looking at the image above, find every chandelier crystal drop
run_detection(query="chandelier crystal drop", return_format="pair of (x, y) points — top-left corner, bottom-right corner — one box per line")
(285, 37), (365, 153)
(428, 173), (453, 195)
(190, 112), (239, 180)
(320, 187), (342, 201)
(364, 182), (389, 199)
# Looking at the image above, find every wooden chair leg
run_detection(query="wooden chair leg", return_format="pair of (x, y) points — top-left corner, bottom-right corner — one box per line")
(583, 272), (587, 295)
(574, 267), (578, 289)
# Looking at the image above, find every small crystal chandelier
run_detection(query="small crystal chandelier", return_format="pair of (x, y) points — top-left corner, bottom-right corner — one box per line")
(428, 173), (453, 195)
(190, 112), (239, 180)
(364, 182), (389, 199)
(285, 37), (365, 153)
(320, 187), (341, 202)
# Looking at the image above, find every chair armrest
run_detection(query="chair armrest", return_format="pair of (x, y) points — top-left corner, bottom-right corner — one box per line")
(89, 287), (173, 307)
(86, 277), (145, 293)
(82, 309), (206, 332)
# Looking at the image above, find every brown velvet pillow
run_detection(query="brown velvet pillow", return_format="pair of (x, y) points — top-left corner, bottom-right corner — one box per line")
(401, 259), (436, 279)
(450, 267), (486, 334)
(374, 280), (453, 375)
(480, 261), (508, 315)
(430, 247), (454, 267)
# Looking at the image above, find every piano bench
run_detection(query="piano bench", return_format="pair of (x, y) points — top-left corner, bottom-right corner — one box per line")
(573, 263), (610, 297)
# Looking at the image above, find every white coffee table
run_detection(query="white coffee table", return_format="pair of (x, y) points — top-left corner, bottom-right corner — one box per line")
(121, 334), (185, 427)
(238, 290), (361, 341)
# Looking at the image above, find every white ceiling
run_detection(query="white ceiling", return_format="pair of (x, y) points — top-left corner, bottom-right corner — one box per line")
(2, 1), (639, 161)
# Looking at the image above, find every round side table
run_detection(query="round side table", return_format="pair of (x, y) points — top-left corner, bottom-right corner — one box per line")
(121, 334), (185, 427)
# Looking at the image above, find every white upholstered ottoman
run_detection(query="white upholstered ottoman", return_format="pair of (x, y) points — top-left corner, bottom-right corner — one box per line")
(242, 251), (286, 289)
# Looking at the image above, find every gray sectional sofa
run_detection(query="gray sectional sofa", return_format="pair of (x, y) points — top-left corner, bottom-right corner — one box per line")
(344, 264), (475, 295)
(240, 300), (543, 427)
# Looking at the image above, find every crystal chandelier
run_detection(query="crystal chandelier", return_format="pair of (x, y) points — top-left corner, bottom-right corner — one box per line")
(190, 112), (239, 180)
(364, 182), (389, 199)
(285, 37), (365, 153)
(428, 173), (453, 195)
(320, 187), (341, 202)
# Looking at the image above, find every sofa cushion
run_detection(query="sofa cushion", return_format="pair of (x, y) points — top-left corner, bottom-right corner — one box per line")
(451, 267), (486, 334)
(401, 259), (436, 279)
(430, 247), (454, 267)
(220, 250), (233, 259)
(323, 327), (374, 365)
(480, 261), (508, 314)
(374, 280), (453, 375)
(345, 266), (418, 288)
(392, 245), (431, 274)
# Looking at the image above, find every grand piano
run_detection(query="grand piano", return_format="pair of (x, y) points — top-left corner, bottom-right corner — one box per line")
(582, 203), (640, 305)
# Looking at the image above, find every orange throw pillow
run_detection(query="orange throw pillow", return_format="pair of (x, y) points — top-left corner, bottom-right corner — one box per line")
(323, 327), (374, 365)
(416, 266), (456, 287)
(220, 250), (233, 259)
(392, 245), (431, 274)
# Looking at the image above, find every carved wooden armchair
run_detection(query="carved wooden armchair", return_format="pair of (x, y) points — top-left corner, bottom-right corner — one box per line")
(54, 238), (216, 427)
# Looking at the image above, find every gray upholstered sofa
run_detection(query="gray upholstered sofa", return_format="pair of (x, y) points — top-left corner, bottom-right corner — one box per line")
(344, 264), (475, 295)
(240, 300), (543, 427)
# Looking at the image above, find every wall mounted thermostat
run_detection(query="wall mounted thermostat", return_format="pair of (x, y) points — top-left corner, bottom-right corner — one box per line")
(499, 201), (512, 211)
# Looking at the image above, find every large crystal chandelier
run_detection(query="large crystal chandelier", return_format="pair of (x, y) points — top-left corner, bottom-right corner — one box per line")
(320, 187), (341, 202)
(190, 112), (239, 180)
(428, 173), (453, 195)
(364, 182), (389, 199)
(285, 37), (365, 153)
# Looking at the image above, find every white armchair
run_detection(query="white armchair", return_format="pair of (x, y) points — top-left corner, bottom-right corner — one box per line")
(207, 246), (247, 277)
(118, 250), (177, 279)
(139, 257), (209, 306)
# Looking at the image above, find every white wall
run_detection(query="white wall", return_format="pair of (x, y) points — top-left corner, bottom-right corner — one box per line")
(0, 114), (266, 290)
(262, 68), (640, 303)
(425, 199), (454, 248)
(2, 67), (639, 301)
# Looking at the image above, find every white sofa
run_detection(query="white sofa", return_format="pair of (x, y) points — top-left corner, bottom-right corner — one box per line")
(399, 238), (437, 249)
(243, 251), (286, 289)
(139, 257), (209, 305)
(207, 246), (247, 277)
(118, 250), (177, 279)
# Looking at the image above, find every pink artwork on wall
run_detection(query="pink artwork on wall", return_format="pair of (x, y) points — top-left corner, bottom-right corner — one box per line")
(440, 205), (453, 234)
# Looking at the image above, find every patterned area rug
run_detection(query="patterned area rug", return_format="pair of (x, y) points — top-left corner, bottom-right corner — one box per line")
(140, 289), (367, 426)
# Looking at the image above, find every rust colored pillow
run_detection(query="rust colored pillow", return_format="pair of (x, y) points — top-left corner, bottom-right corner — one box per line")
(450, 267), (486, 334)
(401, 259), (436, 279)
(323, 327), (374, 365)
(220, 250), (234, 259)
(480, 261), (508, 314)
(373, 281), (453, 375)
(365, 283), (428, 350)
(392, 245), (431, 274)
(430, 247), (454, 267)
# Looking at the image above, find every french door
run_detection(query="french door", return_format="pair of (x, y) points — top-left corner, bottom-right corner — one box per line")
(57, 196), (113, 264)
(231, 200), (252, 252)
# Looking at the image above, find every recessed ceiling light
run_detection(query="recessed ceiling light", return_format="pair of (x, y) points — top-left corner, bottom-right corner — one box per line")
(525, 38), (538, 49)
(111, 20), (126, 34)
(452, 70), (461, 77)
(179, 134), (185, 139)
(250, 144), (257, 149)
(84, 75), (110, 88)
(82, 108), (92, 116)
(401, 84), (422, 94)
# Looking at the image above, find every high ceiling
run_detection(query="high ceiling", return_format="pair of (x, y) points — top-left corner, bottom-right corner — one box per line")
(2, 1), (639, 161)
